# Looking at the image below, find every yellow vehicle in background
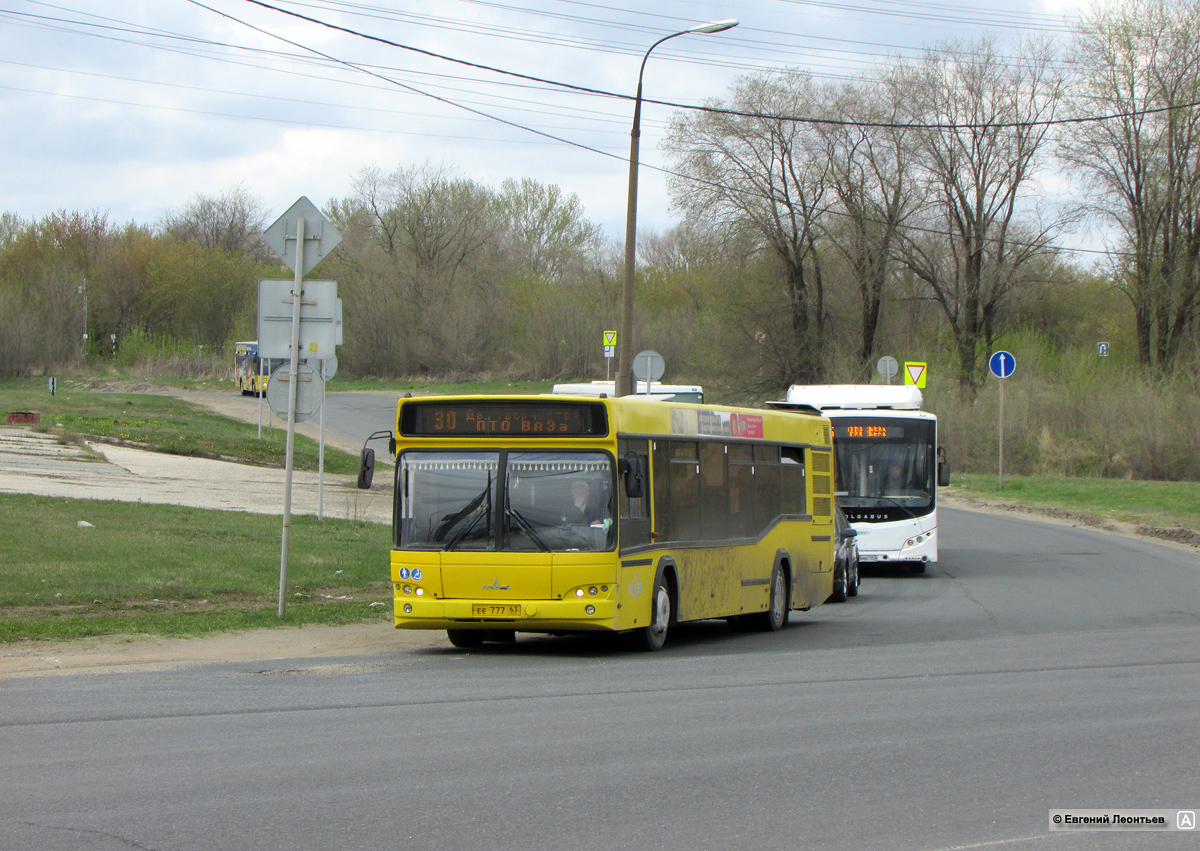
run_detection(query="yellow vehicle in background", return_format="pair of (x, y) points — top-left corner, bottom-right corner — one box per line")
(359, 394), (836, 650)
(233, 341), (285, 397)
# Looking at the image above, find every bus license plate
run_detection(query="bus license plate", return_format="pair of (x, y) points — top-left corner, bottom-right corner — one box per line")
(472, 604), (523, 618)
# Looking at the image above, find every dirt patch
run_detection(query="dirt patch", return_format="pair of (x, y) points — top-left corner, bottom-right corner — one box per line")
(0, 623), (450, 678)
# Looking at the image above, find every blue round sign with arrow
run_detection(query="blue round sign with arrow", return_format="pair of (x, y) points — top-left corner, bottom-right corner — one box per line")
(989, 350), (1016, 379)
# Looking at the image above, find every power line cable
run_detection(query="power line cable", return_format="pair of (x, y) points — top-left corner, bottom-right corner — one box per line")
(239, 0), (1200, 132)
(2, 4), (1119, 132)
(187, 0), (631, 162)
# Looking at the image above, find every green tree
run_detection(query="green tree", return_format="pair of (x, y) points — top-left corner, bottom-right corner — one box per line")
(144, 242), (259, 346)
(493, 178), (602, 283)
(0, 211), (109, 372)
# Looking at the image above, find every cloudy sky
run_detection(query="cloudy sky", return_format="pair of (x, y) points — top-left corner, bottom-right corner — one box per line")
(2, 0), (1087, 244)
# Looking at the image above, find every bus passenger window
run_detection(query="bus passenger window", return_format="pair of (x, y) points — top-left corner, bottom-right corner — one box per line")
(653, 441), (671, 542)
(755, 454), (782, 531)
(669, 442), (701, 542)
(700, 442), (729, 541)
(780, 446), (806, 515)
(728, 445), (755, 539)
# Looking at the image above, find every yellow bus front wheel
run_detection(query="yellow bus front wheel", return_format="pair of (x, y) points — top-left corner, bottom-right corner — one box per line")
(633, 574), (672, 652)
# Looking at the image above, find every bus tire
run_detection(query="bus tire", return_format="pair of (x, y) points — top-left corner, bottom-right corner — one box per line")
(750, 562), (789, 631)
(447, 629), (485, 649)
(633, 573), (672, 652)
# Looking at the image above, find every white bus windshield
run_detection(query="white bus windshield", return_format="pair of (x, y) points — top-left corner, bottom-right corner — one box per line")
(832, 418), (935, 519)
(397, 451), (615, 552)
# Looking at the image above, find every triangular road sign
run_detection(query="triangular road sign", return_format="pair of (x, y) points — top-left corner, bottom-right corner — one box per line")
(904, 362), (927, 388)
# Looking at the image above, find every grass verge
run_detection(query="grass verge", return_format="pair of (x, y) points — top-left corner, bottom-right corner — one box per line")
(0, 495), (392, 643)
(0, 378), (359, 474)
(950, 473), (1200, 537)
(78, 371), (557, 396)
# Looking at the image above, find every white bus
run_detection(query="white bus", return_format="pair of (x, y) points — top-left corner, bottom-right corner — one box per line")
(771, 385), (949, 573)
(551, 381), (704, 403)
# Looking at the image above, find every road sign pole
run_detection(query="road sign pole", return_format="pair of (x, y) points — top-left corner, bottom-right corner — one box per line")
(262, 197), (341, 617)
(278, 216), (305, 619)
(988, 350), (1015, 492)
(998, 375), (1005, 491)
(318, 358), (326, 522)
(257, 358), (264, 439)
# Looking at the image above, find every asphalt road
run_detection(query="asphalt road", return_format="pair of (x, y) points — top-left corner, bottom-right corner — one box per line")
(181, 389), (401, 457)
(308, 390), (400, 456)
(3, 508), (1198, 850)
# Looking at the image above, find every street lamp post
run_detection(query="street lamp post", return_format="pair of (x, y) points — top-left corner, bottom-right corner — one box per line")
(616, 18), (738, 397)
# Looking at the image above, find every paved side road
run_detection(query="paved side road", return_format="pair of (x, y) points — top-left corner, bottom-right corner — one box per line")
(0, 427), (392, 524)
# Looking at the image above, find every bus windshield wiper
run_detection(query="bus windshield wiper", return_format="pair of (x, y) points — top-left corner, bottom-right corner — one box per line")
(444, 506), (488, 551)
(506, 506), (550, 552)
(434, 476), (493, 548)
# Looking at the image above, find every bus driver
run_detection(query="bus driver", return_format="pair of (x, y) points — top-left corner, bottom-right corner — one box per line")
(566, 479), (604, 526)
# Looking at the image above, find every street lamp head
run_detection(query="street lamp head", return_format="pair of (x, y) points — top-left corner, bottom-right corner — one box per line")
(688, 18), (738, 34)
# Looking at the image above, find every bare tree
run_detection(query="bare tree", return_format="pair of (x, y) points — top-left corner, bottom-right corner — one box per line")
(1061, 0), (1200, 371)
(160, 184), (269, 261)
(327, 163), (504, 375)
(665, 69), (833, 385)
(816, 78), (922, 378)
(895, 37), (1066, 390)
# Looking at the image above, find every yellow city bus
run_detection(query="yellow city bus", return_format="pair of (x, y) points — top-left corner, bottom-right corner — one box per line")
(365, 394), (836, 650)
(233, 341), (286, 397)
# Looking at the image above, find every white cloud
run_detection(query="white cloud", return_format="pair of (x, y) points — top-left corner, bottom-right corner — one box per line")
(0, 0), (1097, 245)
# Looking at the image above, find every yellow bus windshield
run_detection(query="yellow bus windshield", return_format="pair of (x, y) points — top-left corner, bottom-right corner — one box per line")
(397, 450), (615, 553)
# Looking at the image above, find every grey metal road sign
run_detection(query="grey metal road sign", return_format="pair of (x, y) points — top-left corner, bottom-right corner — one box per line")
(262, 196), (342, 276)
